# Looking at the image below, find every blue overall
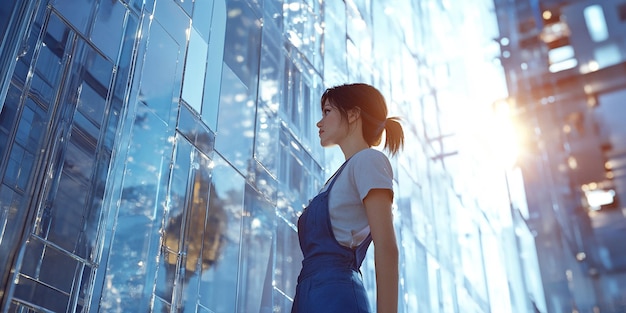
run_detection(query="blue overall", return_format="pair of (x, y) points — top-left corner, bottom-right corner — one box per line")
(291, 161), (373, 313)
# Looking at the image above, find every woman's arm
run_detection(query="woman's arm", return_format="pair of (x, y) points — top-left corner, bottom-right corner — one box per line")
(363, 188), (399, 313)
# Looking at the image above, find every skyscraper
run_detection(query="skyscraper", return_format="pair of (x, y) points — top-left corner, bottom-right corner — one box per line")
(493, 0), (626, 312)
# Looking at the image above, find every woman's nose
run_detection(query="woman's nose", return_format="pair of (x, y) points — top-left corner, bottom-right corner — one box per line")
(316, 119), (322, 128)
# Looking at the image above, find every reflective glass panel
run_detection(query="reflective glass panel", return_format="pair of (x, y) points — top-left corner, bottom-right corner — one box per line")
(214, 64), (255, 173)
(198, 153), (244, 312)
(255, 22), (284, 175)
(0, 184), (24, 285)
(192, 0), (213, 42)
(255, 104), (280, 176)
(276, 126), (322, 224)
(263, 0), (283, 29)
(0, 89), (13, 138)
(177, 103), (215, 158)
(43, 137), (93, 248)
(223, 0), (261, 88)
(278, 58), (323, 159)
(175, 0), (193, 17)
(273, 216), (300, 305)
(0, 1), (16, 36)
(179, 148), (214, 312)
(12, 273), (70, 312)
(129, 0), (154, 14)
(237, 185), (275, 312)
(323, 0), (347, 85)
(201, 0), (226, 131)
(284, 0), (322, 69)
(37, 40), (113, 261)
(154, 0), (190, 45)
(29, 13), (69, 107)
(100, 104), (172, 312)
(52, 0), (94, 34)
(5, 100), (44, 193)
(182, 27), (208, 113)
(90, 0), (126, 61)
(139, 20), (181, 125)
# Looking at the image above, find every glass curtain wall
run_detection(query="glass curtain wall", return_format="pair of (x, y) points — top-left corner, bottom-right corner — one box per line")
(0, 0), (538, 312)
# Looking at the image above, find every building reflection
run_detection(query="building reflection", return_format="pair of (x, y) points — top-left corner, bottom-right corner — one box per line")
(163, 180), (227, 275)
(162, 160), (228, 312)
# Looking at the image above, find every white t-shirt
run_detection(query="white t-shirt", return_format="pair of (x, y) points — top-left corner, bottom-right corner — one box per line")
(321, 148), (394, 248)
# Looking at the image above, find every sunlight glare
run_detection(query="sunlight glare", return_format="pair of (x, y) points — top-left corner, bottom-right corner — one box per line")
(490, 98), (521, 169)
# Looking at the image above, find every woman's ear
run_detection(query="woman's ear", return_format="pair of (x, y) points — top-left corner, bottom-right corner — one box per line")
(347, 107), (361, 123)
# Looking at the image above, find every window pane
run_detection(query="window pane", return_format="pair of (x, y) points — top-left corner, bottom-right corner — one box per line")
(52, 0), (94, 35)
(12, 274), (70, 313)
(584, 5), (609, 42)
(177, 103), (215, 159)
(100, 105), (173, 312)
(0, 2), (16, 37)
(214, 64), (255, 173)
(77, 83), (107, 127)
(192, 0), (213, 42)
(323, 0), (347, 85)
(273, 217), (300, 303)
(198, 154), (244, 312)
(238, 185), (275, 312)
(30, 15), (68, 107)
(0, 184), (25, 274)
(201, 0), (226, 131)
(154, 0), (190, 45)
(139, 21), (181, 125)
(255, 104), (280, 176)
(182, 28), (208, 113)
(7, 99), (46, 191)
(44, 141), (91, 247)
(255, 23), (284, 175)
(223, 0), (261, 88)
(157, 135), (193, 308)
(284, 1), (322, 69)
(0, 85), (20, 155)
(90, 0), (126, 61)
(179, 149), (214, 311)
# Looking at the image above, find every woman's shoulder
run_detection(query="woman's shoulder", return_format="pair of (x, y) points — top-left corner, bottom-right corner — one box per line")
(349, 149), (392, 171)
(352, 148), (390, 163)
(348, 149), (393, 185)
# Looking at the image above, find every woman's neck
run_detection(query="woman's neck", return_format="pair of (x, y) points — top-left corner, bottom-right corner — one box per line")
(338, 115), (369, 159)
(340, 139), (369, 160)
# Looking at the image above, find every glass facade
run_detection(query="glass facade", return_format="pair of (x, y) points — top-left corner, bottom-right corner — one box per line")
(0, 0), (542, 312)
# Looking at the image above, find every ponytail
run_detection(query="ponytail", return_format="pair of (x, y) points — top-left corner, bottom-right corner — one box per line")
(382, 117), (404, 156)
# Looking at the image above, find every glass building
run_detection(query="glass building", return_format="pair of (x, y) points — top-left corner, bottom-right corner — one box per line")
(0, 0), (543, 312)
(493, 0), (626, 312)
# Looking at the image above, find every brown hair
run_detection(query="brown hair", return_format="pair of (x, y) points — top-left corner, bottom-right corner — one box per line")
(321, 83), (404, 156)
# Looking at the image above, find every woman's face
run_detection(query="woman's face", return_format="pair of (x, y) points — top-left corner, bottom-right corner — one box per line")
(316, 100), (347, 147)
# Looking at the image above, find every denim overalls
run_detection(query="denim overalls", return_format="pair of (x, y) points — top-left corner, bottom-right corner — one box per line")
(291, 160), (373, 313)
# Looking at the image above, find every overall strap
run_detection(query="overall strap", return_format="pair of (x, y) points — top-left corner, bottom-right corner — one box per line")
(325, 157), (351, 191)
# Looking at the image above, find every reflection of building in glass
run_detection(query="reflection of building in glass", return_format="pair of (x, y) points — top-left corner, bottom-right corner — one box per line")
(494, 0), (626, 312)
(164, 177), (227, 275)
(0, 0), (542, 312)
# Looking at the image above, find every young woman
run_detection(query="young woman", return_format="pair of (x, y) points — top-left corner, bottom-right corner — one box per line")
(291, 83), (404, 313)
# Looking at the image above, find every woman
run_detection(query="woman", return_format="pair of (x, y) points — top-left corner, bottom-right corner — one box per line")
(291, 83), (404, 313)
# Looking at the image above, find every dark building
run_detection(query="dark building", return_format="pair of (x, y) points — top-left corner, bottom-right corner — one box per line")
(493, 0), (626, 312)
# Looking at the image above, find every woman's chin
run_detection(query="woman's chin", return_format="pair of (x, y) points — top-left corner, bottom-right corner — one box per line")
(320, 142), (336, 148)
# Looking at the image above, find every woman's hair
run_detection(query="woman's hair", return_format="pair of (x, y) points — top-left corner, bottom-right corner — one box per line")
(321, 83), (404, 156)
